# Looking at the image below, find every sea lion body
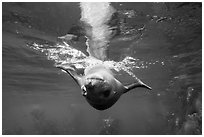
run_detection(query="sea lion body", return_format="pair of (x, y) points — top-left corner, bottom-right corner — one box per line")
(57, 64), (152, 110)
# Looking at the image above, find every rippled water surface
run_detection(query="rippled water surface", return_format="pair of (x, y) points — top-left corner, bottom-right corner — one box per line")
(2, 2), (202, 135)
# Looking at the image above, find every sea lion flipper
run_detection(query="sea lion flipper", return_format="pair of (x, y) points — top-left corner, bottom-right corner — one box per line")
(124, 79), (152, 93)
(57, 66), (82, 86)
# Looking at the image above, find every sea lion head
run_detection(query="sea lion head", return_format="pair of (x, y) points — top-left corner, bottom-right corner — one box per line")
(81, 72), (121, 110)
(81, 73), (113, 100)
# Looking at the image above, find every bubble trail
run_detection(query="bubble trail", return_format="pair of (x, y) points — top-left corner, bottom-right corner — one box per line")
(80, 2), (116, 60)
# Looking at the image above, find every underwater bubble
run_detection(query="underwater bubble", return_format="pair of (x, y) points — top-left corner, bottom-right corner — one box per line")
(16, 30), (20, 34)
(175, 117), (180, 126)
(186, 87), (194, 102)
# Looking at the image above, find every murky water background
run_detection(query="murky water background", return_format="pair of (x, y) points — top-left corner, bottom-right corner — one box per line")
(2, 2), (202, 135)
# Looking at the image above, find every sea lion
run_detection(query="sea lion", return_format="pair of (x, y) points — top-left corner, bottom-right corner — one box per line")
(57, 64), (152, 110)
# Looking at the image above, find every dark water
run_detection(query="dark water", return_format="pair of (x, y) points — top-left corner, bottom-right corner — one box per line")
(2, 2), (202, 135)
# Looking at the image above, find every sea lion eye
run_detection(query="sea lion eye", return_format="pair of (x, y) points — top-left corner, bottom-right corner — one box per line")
(81, 85), (87, 96)
(103, 90), (110, 97)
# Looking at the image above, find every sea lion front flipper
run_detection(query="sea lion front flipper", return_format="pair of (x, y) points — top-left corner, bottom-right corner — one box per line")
(57, 66), (82, 86)
(123, 79), (152, 93)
